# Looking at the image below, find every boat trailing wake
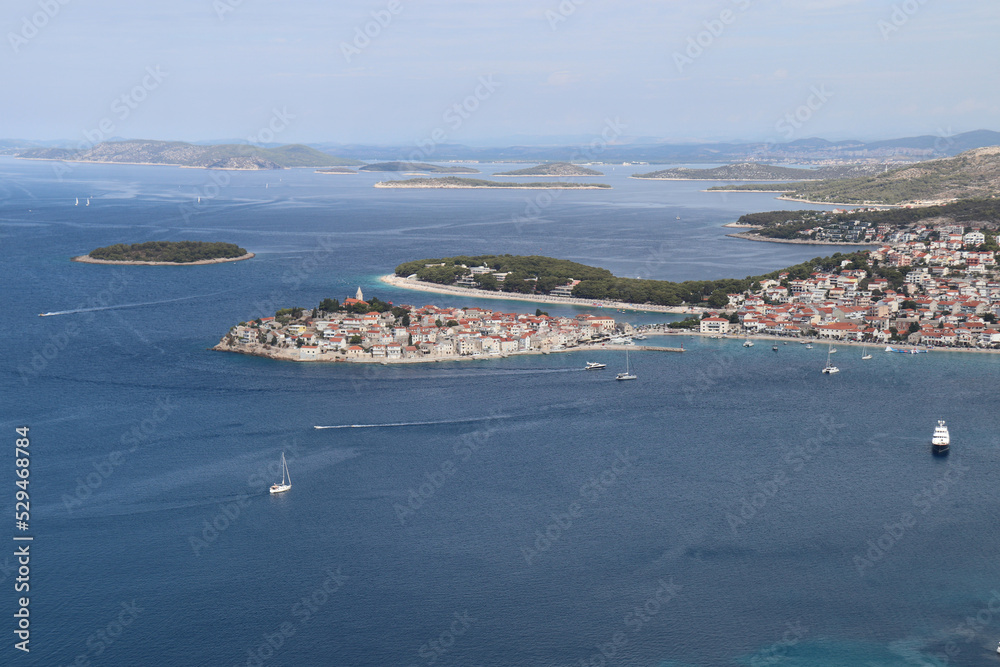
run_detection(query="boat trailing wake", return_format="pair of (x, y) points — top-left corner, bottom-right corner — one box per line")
(38, 291), (226, 317)
(314, 415), (510, 430)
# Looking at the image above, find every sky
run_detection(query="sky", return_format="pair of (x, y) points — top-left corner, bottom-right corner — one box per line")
(2, 0), (998, 146)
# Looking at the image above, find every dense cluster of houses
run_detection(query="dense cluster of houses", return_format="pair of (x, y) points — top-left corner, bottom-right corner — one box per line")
(700, 233), (1000, 348)
(224, 292), (620, 361)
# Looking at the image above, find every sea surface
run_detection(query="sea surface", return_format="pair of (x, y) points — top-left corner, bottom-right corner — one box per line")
(2, 157), (999, 666)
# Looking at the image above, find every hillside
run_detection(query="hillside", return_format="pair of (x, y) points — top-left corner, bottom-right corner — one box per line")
(709, 147), (1000, 205)
(633, 163), (883, 181)
(374, 177), (611, 189)
(493, 162), (604, 176)
(358, 162), (480, 173)
(16, 140), (361, 169)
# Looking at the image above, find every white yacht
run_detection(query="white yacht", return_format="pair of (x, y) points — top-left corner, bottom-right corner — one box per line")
(585, 361), (606, 370)
(931, 420), (950, 455)
(269, 451), (292, 494)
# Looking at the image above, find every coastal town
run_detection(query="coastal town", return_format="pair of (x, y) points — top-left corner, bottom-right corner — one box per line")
(216, 288), (646, 362)
(702, 229), (1000, 348)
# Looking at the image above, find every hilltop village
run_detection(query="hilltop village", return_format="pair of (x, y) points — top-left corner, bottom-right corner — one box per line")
(217, 289), (626, 362)
(702, 229), (1000, 348)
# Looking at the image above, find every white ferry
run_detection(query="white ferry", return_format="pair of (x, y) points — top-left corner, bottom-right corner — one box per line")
(931, 420), (950, 455)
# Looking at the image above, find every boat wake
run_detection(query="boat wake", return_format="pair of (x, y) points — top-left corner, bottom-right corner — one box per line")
(314, 415), (510, 430)
(38, 291), (227, 317)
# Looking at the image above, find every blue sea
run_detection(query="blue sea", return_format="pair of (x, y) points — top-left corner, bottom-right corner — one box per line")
(2, 156), (999, 666)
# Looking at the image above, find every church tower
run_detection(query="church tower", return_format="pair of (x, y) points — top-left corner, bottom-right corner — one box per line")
(356, 286), (364, 301)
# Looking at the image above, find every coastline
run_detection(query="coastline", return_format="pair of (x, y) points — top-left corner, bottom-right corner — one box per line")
(72, 252), (255, 266)
(379, 274), (705, 314)
(724, 231), (875, 246)
(373, 182), (610, 190)
(652, 330), (1000, 355)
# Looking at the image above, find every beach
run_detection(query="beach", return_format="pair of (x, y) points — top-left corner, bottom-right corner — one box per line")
(71, 252), (255, 266)
(380, 274), (705, 314)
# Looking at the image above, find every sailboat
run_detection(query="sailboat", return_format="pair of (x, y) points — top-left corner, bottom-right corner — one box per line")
(75, 197), (79, 206)
(616, 349), (636, 381)
(821, 345), (839, 374)
(269, 452), (292, 494)
(861, 345), (872, 360)
(743, 334), (754, 348)
(85, 198), (90, 206)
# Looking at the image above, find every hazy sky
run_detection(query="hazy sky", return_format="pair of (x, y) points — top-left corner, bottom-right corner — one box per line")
(2, 0), (998, 145)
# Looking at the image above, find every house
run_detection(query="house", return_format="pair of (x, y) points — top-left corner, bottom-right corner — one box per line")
(699, 317), (730, 334)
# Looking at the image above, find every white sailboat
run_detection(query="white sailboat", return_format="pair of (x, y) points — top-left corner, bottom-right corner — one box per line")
(743, 334), (754, 348)
(861, 345), (872, 360)
(269, 451), (292, 494)
(616, 348), (636, 381)
(75, 197), (79, 206)
(85, 198), (90, 206)
(821, 345), (839, 374)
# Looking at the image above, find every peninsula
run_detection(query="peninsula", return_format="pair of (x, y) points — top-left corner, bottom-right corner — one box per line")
(74, 241), (253, 265)
(493, 162), (604, 177)
(707, 146), (1000, 205)
(216, 290), (680, 363)
(632, 163), (882, 181)
(374, 177), (611, 189)
(16, 140), (360, 170)
(359, 162), (480, 174)
(391, 239), (1000, 350)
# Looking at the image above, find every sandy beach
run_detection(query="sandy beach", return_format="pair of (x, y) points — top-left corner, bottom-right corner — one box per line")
(724, 231), (874, 246)
(379, 274), (705, 314)
(72, 252), (255, 266)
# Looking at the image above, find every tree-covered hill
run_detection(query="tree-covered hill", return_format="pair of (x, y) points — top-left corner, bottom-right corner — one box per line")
(87, 241), (248, 263)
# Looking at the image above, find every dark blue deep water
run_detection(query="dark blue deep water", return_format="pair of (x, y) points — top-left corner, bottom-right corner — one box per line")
(2, 157), (999, 666)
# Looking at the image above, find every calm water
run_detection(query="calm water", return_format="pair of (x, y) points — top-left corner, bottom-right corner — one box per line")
(2, 157), (999, 666)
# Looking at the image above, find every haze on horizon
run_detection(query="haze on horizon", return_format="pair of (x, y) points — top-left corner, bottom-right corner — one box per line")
(2, 0), (998, 148)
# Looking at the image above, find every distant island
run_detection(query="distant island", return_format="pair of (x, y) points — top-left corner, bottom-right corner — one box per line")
(633, 163), (883, 181)
(16, 140), (361, 170)
(493, 162), (604, 177)
(375, 177), (611, 189)
(73, 241), (253, 265)
(358, 162), (480, 174)
(316, 167), (357, 174)
(707, 147), (1000, 205)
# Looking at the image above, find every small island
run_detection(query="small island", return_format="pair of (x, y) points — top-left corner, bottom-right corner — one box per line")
(632, 163), (883, 181)
(374, 177), (611, 189)
(315, 167), (357, 174)
(73, 241), (253, 265)
(493, 162), (604, 177)
(359, 162), (480, 174)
